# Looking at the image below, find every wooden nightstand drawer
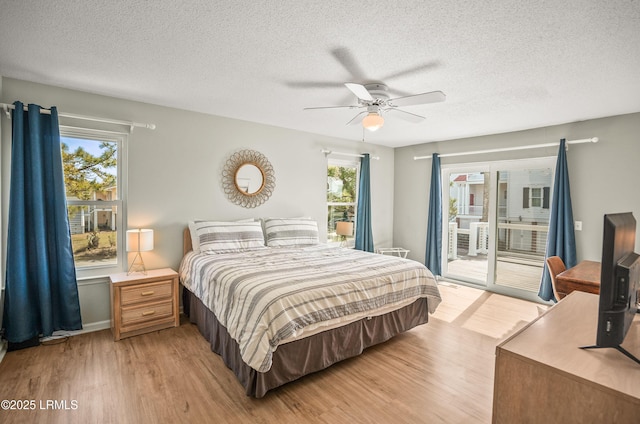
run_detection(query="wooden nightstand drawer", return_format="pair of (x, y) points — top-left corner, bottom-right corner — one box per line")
(121, 299), (174, 327)
(120, 280), (173, 306)
(110, 268), (179, 341)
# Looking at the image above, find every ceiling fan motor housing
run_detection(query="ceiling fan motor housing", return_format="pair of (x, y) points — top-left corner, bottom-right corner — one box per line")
(367, 105), (381, 114)
(363, 83), (389, 105)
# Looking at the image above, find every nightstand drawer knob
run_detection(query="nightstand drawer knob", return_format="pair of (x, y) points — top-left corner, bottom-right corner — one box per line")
(141, 291), (155, 296)
(141, 310), (156, 316)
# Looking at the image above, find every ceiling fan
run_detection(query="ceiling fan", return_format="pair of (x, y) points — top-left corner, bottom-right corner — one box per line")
(304, 82), (446, 132)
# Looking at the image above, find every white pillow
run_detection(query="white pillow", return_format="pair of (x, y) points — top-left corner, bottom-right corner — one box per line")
(263, 218), (319, 247)
(259, 216), (312, 235)
(188, 220), (264, 253)
(188, 218), (258, 253)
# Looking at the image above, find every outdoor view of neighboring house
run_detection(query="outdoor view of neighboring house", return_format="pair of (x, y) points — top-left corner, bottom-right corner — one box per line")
(449, 169), (551, 260)
(444, 166), (554, 295)
(68, 186), (118, 235)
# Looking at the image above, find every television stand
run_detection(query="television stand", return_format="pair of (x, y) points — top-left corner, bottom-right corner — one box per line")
(493, 292), (640, 423)
(580, 344), (640, 365)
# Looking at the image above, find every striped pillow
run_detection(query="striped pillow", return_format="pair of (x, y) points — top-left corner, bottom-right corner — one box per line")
(189, 220), (265, 253)
(264, 218), (319, 247)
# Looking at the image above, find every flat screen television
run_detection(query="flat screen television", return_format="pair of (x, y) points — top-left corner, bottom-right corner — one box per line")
(582, 212), (640, 364)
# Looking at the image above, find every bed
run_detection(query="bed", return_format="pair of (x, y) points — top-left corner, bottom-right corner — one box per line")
(179, 219), (441, 397)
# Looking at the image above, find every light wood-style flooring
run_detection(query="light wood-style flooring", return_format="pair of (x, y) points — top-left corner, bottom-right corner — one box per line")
(0, 283), (547, 424)
(448, 258), (544, 293)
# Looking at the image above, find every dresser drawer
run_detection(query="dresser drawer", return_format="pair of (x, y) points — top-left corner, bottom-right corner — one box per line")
(121, 300), (174, 327)
(120, 279), (173, 306)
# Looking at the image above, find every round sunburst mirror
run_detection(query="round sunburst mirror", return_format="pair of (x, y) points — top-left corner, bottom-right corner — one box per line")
(222, 149), (275, 208)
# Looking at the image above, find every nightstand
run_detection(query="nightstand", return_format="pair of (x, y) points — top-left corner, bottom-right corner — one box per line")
(109, 268), (179, 341)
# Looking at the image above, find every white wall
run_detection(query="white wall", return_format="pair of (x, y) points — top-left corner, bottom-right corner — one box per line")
(394, 112), (640, 265)
(0, 77), (395, 329)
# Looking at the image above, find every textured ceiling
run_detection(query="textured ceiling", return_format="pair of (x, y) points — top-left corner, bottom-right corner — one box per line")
(1, 1), (639, 147)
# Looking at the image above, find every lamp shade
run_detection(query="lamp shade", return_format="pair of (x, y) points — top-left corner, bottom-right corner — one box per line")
(362, 112), (384, 131)
(126, 229), (154, 252)
(336, 221), (354, 237)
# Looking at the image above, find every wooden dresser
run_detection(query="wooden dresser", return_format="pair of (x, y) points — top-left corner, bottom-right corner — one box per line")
(110, 268), (180, 341)
(493, 291), (640, 423)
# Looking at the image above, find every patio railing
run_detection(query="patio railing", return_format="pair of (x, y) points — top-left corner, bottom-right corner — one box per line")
(448, 222), (549, 259)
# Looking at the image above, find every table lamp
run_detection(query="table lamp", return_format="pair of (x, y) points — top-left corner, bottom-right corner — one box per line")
(126, 228), (154, 274)
(336, 221), (354, 247)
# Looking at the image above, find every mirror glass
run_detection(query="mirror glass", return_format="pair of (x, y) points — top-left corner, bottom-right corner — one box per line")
(235, 163), (264, 195)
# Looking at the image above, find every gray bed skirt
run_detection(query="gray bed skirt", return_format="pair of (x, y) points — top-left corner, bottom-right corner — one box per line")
(183, 287), (430, 398)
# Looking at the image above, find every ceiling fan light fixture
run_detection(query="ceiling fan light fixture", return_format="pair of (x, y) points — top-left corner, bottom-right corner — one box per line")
(362, 111), (384, 131)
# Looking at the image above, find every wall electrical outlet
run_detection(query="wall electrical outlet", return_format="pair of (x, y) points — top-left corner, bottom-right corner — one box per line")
(575, 221), (583, 231)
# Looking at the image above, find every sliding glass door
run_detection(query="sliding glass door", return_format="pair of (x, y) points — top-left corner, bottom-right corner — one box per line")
(442, 157), (555, 300)
(444, 167), (492, 285)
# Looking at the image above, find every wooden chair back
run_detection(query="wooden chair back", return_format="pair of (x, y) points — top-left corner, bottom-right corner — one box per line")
(546, 256), (567, 301)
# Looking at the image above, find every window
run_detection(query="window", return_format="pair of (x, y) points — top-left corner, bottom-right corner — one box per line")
(327, 159), (358, 246)
(60, 127), (126, 276)
(530, 187), (542, 207)
(523, 186), (550, 209)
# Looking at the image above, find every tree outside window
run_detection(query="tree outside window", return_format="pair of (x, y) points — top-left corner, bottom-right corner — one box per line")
(61, 132), (123, 269)
(327, 162), (358, 245)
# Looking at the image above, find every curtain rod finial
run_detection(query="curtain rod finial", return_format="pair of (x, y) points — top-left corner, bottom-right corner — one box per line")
(591, 137), (599, 143)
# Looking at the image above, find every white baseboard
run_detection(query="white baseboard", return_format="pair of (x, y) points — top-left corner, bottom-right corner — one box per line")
(72, 320), (111, 335)
(0, 321), (110, 364)
(41, 320), (111, 342)
(1, 301), (190, 358)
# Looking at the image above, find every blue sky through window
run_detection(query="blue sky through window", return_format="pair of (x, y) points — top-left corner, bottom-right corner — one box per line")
(61, 136), (117, 179)
(61, 136), (104, 157)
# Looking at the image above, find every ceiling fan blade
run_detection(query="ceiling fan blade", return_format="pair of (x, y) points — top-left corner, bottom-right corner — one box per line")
(346, 111), (367, 125)
(304, 105), (359, 111)
(385, 108), (425, 123)
(344, 83), (374, 102)
(380, 61), (441, 81)
(388, 90), (446, 107)
(331, 47), (367, 79)
(285, 81), (344, 89)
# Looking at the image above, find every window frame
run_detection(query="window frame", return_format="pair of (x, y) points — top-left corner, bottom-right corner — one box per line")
(327, 158), (360, 246)
(530, 187), (543, 207)
(60, 125), (128, 279)
(523, 185), (550, 209)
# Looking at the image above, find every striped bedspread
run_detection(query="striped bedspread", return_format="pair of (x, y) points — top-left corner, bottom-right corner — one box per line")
(179, 244), (441, 372)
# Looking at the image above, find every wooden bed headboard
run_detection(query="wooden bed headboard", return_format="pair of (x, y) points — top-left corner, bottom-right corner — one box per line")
(183, 228), (192, 256)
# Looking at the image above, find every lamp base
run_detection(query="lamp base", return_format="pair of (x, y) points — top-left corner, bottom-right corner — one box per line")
(127, 252), (147, 275)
